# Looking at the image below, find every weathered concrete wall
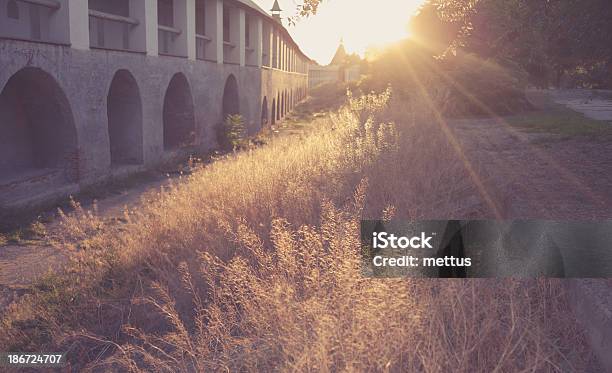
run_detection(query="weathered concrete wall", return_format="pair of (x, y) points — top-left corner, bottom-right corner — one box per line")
(0, 38), (308, 209)
(261, 67), (308, 125)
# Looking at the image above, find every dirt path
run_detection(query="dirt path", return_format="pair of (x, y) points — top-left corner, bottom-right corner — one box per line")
(445, 89), (612, 220)
(446, 94), (612, 372)
(0, 172), (176, 310)
(449, 118), (612, 219)
(0, 174), (175, 278)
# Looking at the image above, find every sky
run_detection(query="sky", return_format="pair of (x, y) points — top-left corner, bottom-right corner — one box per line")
(254, 0), (427, 65)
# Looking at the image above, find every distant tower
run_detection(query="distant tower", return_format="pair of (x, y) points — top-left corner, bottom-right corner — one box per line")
(330, 38), (348, 66)
(271, 0), (282, 22)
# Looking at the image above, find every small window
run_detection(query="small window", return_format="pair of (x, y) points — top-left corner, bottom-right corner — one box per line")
(158, 0), (174, 27)
(29, 5), (41, 40)
(223, 6), (230, 42)
(245, 15), (250, 47)
(196, 0), (206, 35)
(7, 0), (19, 19)
(89, 0), (129, 17)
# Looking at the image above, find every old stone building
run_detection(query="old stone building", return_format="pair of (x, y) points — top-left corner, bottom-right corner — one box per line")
(308, 39), (361, 88)
(0, 0), (310, 209)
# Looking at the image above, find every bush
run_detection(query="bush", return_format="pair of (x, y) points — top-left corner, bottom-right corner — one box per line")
(363, 40), (532, 117)
(438, 54), (532, 117)
(216, 114), (246, 151)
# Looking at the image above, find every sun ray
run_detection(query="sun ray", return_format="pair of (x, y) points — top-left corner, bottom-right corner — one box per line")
(402, 54), (505, 219)
(409, 46), (607, 211)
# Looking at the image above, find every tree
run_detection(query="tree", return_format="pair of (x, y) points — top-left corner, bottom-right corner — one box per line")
(295, 0), (612, 87)
(410, 0), (612, 87)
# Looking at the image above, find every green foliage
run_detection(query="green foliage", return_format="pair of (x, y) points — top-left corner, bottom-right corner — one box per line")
(0, 221), (48, 246)
(438, 54), (531, 117)
(563, 62), (612, 89)
(507, 96), (612, 137)
(288, 0), (324, 23)
(362, 40), (531, 117)
(412, 0), (612, 88)
(217, 114), (246, 151)
(295, 0), (612, 88)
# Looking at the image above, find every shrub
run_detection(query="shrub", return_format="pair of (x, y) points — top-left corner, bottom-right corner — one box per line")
(363, 40), (532, 117)
(216, 114), (247, 151)
(438, 54), (532, 117)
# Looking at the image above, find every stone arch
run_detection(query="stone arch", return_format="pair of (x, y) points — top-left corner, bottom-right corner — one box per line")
(163, 72), (196, 150)
(276, 92), (281, 120)
(216, 74), (241, 150)
(0, 67), (78, 184)
(261, 96), (268, 128)
(271, 98), (276, 125)
(222, 74), (240, 120)
(281, 91), (285, 118)
(107, 69), (143, 165)
(284, 90), (288, 115)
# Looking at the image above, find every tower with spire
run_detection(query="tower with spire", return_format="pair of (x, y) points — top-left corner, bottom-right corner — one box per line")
(271, 0), (282, 22)
(330, 38), (348, 66)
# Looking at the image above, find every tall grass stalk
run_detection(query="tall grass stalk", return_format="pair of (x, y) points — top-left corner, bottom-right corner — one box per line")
(0, 89), (594, 372)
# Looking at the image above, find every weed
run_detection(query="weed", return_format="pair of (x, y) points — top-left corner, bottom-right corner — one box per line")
(217, 114), (247, 151)
(0, 89), (596, 372)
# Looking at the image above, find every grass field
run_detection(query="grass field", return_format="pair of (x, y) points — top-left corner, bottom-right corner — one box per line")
(508, 91), (612, 137)
(0, 86), (598, 372)
(508, 107), (612, 137)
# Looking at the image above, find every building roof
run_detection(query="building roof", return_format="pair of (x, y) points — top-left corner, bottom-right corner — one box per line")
(234, 0), (272, 18)
(231, 0), (312, 62)
(271, 0), (282, 12)
(330, 40), (348, 66)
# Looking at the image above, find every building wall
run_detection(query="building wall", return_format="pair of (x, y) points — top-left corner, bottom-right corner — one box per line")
(261, 67), (308, 125)
(308, 65), (341, 88)
(308, 64), (361, 89)
(0, 0), (310, 209)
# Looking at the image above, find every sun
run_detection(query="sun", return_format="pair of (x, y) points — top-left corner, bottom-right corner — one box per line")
(269, 0), (427, 64)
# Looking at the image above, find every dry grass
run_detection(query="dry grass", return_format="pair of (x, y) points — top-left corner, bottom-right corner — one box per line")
(0, 88), (595, 372)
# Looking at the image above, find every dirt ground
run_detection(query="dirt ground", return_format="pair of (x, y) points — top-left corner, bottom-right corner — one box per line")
(0, 172), (177, 310)
(449, 117), (612, 220)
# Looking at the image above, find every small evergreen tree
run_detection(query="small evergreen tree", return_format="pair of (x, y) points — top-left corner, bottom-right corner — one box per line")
(217, 114), (246, 151)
